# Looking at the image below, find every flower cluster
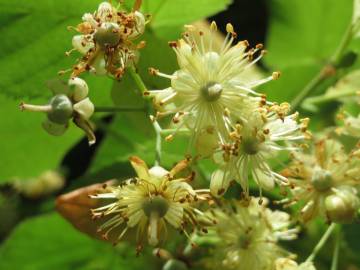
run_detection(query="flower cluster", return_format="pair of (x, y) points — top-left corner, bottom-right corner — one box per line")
(68, 0), (146, 79)
(280, 139), (360, 223)
(20, 77), (96, 144)
(197, 198), (299, 270)
(147, 22), (310, 197)
(90, 156), (212, 251)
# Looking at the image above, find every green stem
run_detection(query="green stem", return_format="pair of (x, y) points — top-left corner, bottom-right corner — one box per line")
(160, 128), (190, 136)
(331, 226), (341, 270)
(303, 87), (358, 106)
(306, 223), (337, 262)
(128, 66), (148, 95)
(291, 20), (355, 111)
(94, 106), (146, 113)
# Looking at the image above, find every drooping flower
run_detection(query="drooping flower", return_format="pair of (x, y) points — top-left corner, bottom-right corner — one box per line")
(20, 77), (96, 145)
(146, 22), (280, 147)
(197, 198), (298, 270)
(210, 103), (310, 198)
(275, 258), (316, 270)
(279, 139), (360, 223)
(90, 156), (212, 251)
(67, 0), (147, 79)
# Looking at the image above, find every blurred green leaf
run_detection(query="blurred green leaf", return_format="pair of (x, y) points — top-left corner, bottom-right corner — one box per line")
(262, 0), (353, 102)
(0, 212), (159, 270)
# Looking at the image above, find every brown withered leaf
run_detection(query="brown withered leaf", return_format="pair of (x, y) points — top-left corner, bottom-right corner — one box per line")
(56, 180), (118, 242)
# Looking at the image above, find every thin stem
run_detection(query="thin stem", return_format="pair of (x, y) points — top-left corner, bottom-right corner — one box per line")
(94, 106), (146, 113)
(160, 128), (190, 136)
(128, 66), (148, 95)
(19, 102), (52, 113)
(306, 223), (337, 262)
(151, 117), (162, 166)
(291, 70), (325, 110)
(291, 20), (355, 111)
(331, 226), (341, 270)
(302, 87), (358, 108)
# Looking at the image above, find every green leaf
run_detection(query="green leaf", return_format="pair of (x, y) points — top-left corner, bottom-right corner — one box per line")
(262, 0), (353, 102)
(0, 212), (160, 270)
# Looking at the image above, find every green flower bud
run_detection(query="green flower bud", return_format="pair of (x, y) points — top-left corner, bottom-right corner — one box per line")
(68, 77), (89, 102)
(163, 260), (188, 270)
(91, 52), (107, 76)
(325, 190), (360, 223)
(47, 94), (73, 125)
(94, 22), (120, 47)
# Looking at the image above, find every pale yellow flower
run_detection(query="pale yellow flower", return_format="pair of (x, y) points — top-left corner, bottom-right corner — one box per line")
(198, 198), (298, 270)
(90, 156), (212, 250)
(146, 22), (280, 146)
(210, 104), (309, 197)
(280, 139), (360, 223)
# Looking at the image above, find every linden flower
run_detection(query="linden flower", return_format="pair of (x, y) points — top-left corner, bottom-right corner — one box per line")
(20, 77), (96, 145)
(210, 104), (310, 197)
(199, 198), (298, 270)
(280, 139), (360, 223)
(145, 22), (281, 146)
(68, 0), (146, 78)
(90, 156), (212, 250)
(275, 258), (316, 270)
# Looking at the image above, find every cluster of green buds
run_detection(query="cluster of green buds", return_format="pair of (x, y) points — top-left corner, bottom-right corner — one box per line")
(67, 0), (147, 79)
(20, 77), (96, 145)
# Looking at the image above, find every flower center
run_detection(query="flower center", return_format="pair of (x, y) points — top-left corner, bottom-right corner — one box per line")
(241, 138), (260, 155)
(142, 196), (169, 218)
(311, 168), (333, 192)
(200, 82), (223, 102)
(238, 233), (252, 249)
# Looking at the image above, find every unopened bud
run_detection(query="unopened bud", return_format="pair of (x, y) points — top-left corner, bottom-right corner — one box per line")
(325, 189), (360, 223)
(47, 94), (73, 125)
(68, 77), (89, 102)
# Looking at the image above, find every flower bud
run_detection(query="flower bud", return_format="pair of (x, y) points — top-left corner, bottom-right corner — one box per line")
(73, 98), (95, 120)
(163, 259), (188, 270)
(129, 11), (146, 39)
(210, 169), (230, 197)
(325, 189), (360, 223)
(91, 52), (107, 76)
(47, 94), (73, 125)
(94, 22), (120, 47)
(68, 77), (89, 102)
(72, 35), (93, 55)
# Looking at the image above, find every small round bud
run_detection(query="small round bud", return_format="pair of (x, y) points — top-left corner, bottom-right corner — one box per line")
(325, 190), (359, 223)
(68, 77), (89, 102)
(129, 11), (146, 39)
(73, 98), (95, 120)
(72, 35), (93, 55)
(311, 168), (333, 192)
(94, 22), (120, 47)
(47, 94), (73, 125)
(163, 259), (188, 270)
(91, 53), (107, 76)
